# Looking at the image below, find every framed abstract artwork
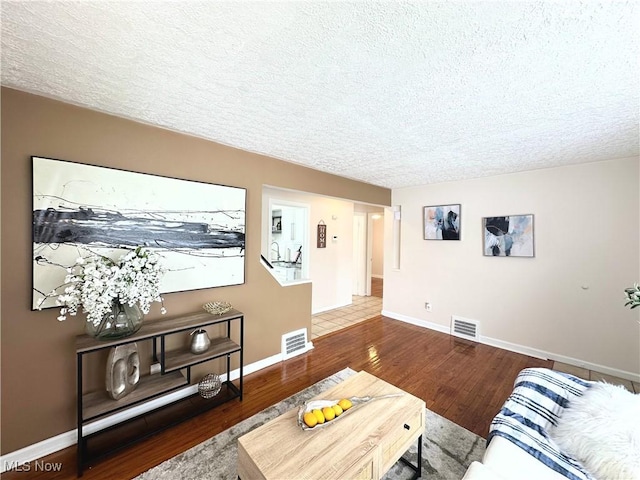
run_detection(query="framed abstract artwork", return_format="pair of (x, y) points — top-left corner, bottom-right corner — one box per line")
(423, 204), (460, 240)
(483, 214), (534, 257)
(32, 156), (246, 310)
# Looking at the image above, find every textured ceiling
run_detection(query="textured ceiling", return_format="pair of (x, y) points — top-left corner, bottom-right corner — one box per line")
(2, 1), (638, 189)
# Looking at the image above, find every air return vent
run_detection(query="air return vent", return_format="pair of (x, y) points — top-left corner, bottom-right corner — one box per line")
(451, 316), (480, 341)
(281, 328), (308, 360)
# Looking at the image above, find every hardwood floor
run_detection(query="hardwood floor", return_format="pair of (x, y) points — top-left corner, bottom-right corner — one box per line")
(4, 315), (551, 479)
(371, 276), (383, 297)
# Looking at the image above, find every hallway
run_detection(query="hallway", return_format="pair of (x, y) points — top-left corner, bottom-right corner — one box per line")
(311, 278), (383, 340)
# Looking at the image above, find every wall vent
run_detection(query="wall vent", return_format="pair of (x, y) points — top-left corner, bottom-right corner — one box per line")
(281, 328), (308, 360)
(451, 316), (480, 341)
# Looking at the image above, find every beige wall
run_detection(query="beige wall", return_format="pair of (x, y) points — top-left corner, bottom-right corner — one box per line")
(0, 87), (390, 454)
(384, 157), (640, 378)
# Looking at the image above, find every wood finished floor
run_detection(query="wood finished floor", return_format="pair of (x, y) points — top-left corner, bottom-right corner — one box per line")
(371, 276), (383, 297)
(4, 315), (551, 479)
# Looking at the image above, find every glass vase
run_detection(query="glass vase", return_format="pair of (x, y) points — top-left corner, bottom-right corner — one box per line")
(86, 301), (144, 340)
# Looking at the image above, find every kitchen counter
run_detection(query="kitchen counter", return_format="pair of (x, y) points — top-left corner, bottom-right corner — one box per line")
(271, 261), (302, 282)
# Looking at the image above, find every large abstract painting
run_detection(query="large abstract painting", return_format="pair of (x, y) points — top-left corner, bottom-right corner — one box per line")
(423, 204), (460, 240)
(32, 156), (246, 310)
(483, 214), (534, 257)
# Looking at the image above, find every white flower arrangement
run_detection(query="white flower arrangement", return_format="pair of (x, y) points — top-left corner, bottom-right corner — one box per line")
(624, 283), (640, 310)
(55, 247), (167, 326)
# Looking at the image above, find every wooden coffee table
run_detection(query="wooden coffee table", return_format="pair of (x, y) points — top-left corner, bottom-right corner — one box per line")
(237, 370), (425, 479)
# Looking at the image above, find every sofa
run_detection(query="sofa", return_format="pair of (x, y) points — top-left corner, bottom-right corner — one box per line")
(463, 367), (640, 480)
(462, 435), (572, 480)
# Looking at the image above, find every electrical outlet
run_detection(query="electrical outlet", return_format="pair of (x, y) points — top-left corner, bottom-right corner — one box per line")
(150, 362), (161, 375)
(425, 302), (432, 312)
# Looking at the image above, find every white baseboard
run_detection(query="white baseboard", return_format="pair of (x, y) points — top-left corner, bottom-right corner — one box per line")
(0, 346), (314, 473)
(371, 274), (384, 279)
(0, 430), (76, 474)
(382, 310), (640, 383)
(381, 310), (449, 335)
(477, 335), (548, 361)
(531, 349), (640, 383)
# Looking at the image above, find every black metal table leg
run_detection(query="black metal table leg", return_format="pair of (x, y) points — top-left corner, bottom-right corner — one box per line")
(399, 434), (423, 479)
(416, 434), (422, 478)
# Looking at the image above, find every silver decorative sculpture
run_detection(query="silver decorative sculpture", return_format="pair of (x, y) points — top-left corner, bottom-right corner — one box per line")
(106, 343), (140, 400)
(190, 329), (211, 354)
(198, 373), (222, 398)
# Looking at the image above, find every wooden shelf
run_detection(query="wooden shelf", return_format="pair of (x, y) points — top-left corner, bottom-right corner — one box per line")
(164, 337), (241, 373)
(76, 309), (243, 353)
(82, 371), (187, 421)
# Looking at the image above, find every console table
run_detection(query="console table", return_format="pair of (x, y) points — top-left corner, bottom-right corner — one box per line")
(76, 309), (243, 476)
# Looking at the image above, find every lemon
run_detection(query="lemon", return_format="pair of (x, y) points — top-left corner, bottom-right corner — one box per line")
(322, 406), (336, 421)
(312, 408), (325, 424)
(338, 398), (352, 410)
(303, 412), (318, 428)
(332, 404), (343, 416)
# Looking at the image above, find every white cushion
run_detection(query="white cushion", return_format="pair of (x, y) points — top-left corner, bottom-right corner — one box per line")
(482, 436), (569, 480)
(462, 461), (508, 480)
(549, 382), (640, 480)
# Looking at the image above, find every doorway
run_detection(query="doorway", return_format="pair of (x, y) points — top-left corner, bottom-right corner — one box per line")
(353, 210), (384, 297)
(352, 212), (369, 296)
(311, 209), (384, 340)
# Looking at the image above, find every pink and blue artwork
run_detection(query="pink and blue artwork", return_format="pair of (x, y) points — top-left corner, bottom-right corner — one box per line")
(423, 204), (460, 240)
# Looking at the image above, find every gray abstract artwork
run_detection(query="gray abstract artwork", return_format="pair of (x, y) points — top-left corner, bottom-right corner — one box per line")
(32, 157), (246, 310)
(483, 215), (534, 257)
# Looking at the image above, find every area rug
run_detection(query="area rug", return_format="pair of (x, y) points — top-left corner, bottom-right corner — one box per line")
(135, 368), (485, 480)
